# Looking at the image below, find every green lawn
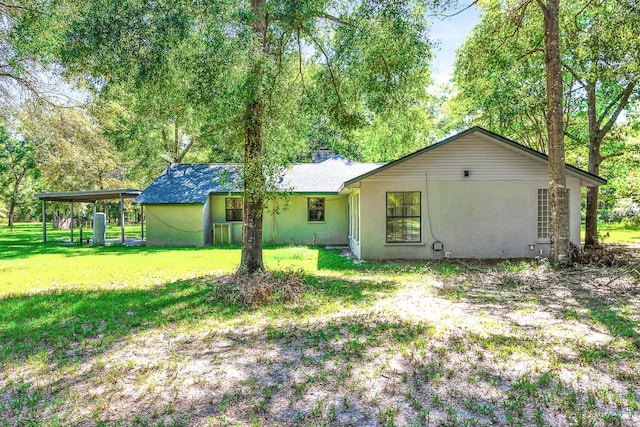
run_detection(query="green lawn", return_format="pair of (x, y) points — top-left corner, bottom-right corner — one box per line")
(1, 223), (639, 426)
(0, 223), (346, 296)
(598, 222), (640, 244)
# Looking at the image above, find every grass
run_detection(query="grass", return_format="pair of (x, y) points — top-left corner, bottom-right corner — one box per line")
(599, 222), (640, 244)
(0, 223), (354, 296)
(1, 223), (639, 426)
(579, 221), (640, 244)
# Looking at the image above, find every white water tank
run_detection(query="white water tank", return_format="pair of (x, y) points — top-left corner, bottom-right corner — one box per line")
(93, 212), (106, 246)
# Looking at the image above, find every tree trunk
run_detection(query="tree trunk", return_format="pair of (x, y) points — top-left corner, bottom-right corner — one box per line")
(8, 172), (24, 230)
(543, 0), (571, 264)
(584, 83), (601, 246)
(240, 0), (267, 274)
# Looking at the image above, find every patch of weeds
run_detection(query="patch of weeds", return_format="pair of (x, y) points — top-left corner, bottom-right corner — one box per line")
(601, 412), (622, 427)
(439, 265), (461, 277)
(440, 287), (468, 301)
(310, 398), (325, 418)
(561, 309), (581, 321)
(421, 362), (443, 383)
(377, 405), (399, 427)
(496, 260), (530, 272)
(579, 345), (612, 364)
(513, 374), (537, 397)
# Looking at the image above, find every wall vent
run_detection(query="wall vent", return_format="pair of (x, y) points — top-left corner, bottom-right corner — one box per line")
(213, 223), (232, 245)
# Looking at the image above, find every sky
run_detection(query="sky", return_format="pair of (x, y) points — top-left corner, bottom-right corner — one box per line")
(428, 5), (482, 86)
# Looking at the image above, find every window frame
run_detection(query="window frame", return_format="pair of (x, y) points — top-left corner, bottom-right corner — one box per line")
(307, 197), (325, 222)
(386, 191), (421, 243)
(225, 197), (243, 222)
(537, 189), (549, 240)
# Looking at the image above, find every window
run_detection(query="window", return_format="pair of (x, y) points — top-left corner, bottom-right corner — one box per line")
(386, 192), (421, 243)
(308, 197), (325, 222)
(537, 189), (549, 239)
(225, 197), (243, 222)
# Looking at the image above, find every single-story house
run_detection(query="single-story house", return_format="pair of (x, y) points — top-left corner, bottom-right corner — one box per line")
(134, 127), (605, 259)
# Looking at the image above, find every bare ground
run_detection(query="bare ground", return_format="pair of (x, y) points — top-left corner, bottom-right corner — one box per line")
(1, 252), (639, 426)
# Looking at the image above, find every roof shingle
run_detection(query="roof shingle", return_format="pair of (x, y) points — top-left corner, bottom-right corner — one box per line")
(135, 156), (381, 204)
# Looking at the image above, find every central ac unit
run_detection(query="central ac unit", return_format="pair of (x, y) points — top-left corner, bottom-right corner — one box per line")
(213, 223), (232, 245)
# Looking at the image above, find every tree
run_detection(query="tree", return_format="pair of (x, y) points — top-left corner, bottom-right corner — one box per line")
(44, 0), (433, 274)
(540, 0), (570, 263)
(0, 122), (37, 228)
(453, 0), (640, 250)
(20, 102), (132, 192)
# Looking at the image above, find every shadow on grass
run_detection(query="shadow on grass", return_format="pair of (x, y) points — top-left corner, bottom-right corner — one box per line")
(0, 272), (399, 364)
(3, 265), (639, 426)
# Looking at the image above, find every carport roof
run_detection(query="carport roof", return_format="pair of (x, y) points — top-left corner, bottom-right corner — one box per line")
(35, 189), (141, 203)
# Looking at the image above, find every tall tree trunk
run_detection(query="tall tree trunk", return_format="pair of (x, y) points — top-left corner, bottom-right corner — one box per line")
(585, 83), (601, 247)
(542, 0), (571, 264)
(240, 0), (267, 274)
(8, 172), (24, 230)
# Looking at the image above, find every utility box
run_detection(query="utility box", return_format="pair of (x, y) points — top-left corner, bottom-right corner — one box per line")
(93, 212), (106, 246)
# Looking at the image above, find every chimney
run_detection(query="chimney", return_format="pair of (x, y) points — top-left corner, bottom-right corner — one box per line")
(312, 147), (335, 163)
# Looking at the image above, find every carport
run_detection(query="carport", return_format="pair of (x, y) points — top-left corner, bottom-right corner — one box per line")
(34, 189), (142, 244)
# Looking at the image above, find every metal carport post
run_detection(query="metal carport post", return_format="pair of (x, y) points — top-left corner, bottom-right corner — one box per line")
(34, 189), (142, 244)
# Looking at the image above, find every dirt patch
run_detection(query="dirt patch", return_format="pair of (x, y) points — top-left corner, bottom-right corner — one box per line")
(2, 250), (640, 426)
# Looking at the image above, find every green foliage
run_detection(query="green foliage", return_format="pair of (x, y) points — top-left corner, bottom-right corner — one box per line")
(0, 122), (39, 225)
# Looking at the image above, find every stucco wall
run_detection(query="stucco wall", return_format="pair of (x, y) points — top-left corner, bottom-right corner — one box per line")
(145, 204), (205, 247)
(210, 194), (349, 246)
(356, 133), (585, 260)
(358, 178), (582, 260)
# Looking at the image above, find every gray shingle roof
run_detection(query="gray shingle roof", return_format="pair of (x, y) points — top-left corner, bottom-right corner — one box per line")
(135, 164), (243, 204)
(135, 157), (381, 204)
(280, 156), (382, 193)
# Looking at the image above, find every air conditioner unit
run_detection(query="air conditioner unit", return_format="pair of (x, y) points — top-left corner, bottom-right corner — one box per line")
(213, 223), (232, 245)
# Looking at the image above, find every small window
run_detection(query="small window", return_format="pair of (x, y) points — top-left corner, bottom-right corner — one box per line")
(386, 192), (421, 243)
(308, 197), (325, 222)
(537, 189), (549, 239)
(225, 197), (243, 222)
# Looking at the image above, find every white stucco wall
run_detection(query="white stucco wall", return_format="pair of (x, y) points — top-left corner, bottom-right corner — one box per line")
(357, 133), (584, 260)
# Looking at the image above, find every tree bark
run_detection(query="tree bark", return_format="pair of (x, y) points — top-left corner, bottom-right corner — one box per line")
(584, 82), (600, 246)
(542, 0), (570, 264)
(8, 171), (25, 229)
(240, 0), (267, 274)
(584, 80), (635, 246)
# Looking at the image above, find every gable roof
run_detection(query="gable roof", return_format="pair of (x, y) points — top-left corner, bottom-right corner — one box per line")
(343, 126), (606, 187)
(135, 156), (381, 204)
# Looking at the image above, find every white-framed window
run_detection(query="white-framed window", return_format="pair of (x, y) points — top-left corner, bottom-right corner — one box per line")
(537, 189), (549, 239)
(386, 191), (421, 243)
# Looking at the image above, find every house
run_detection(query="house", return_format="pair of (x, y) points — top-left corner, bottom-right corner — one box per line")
(134, 127), (606, 259)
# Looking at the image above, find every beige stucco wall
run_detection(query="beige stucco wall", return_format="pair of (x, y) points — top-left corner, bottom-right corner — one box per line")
(210, 194), (349, 246)
(145, 204), (205, 247)
(357, 178), (581, 260)
(356, 133), (585, 260)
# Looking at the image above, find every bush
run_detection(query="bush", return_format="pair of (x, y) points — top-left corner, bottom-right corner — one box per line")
(609, 198), (640, 223)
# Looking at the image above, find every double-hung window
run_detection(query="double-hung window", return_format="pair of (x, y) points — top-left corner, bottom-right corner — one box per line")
(225, 197), (243, 222)
(308, 197), (325, 222)
(386, 192), (421, 243)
